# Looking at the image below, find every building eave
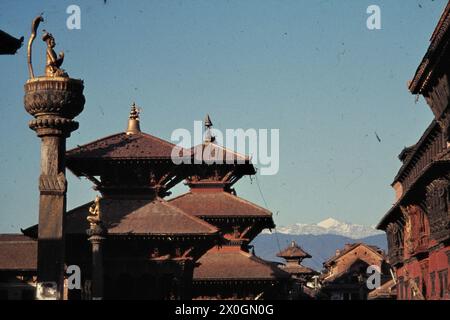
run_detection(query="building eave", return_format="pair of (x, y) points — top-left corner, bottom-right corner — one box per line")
(0, 30), (23, 55)
(408, 2), (450, 94)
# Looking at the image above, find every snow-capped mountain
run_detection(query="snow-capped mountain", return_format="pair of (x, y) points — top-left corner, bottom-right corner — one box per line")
(267, 217), (383, 239)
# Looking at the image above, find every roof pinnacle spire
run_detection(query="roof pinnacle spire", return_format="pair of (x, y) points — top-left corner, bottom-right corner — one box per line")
(126, 102), (141, 135)
(204, 114), (215, 143)
(204, 114), (213, 128)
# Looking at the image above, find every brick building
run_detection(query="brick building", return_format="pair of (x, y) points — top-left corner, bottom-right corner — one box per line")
(377, 3), (450, 300)
(320, 243), (392, 300)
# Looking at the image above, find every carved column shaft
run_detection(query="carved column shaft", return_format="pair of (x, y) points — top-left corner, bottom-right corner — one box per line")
(25, 77), (85, 300)
(37, 134), (67, 299)
(41, 135), (65, 174)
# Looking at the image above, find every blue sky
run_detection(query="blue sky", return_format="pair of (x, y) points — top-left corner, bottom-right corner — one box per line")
(0, 0), (446, 232)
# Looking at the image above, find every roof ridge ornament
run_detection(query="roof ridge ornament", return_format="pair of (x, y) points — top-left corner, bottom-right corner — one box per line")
(126, 102), (141, 135)
(204, 113), (215, 143)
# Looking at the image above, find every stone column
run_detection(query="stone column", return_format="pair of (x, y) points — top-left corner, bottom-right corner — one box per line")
(86, 195), (107, 300)
(87, 224), (106, 300)
(24, 77), (85, 299)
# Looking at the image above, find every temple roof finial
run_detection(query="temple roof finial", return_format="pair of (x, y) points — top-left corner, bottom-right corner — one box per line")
(204, 114), (215, 142)
(204, 114), (213, 128)
(126, 102), (141, 135)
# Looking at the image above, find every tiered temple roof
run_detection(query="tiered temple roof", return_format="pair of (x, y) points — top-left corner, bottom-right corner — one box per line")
(170, 115), (288, 290)
(60, 107), (228, 299)
(64, 198), (218, 236)
(277, 240), (311, 260)
(193, 247), (289, 281)
(2, 110), (287, 299)
(169, 115), (273, 226)
(66, 131), (180, 162)
(169, 191), (273, 219)
(24, 106), (220, 242)
(277, 241), (317, 276)
(66, 105), (190, 198)
(182, 114), (256, 191)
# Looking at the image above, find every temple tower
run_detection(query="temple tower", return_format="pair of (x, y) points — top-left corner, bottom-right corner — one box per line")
(62, 105), (218, 299)
(170, 115), (290, 299)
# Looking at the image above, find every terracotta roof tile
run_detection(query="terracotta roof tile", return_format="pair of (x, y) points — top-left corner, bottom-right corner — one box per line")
(66, 132), (182, 160)
(169, 192), (272, 218)
(189, 142), (251, 164)
(323, 243), (384, 267)
(277, 241), (311, 259)
(193, 248), (290, 280)
(279, 264), (318, 275)
(65, 198), (218, 235)
(0, 235), (37, 271)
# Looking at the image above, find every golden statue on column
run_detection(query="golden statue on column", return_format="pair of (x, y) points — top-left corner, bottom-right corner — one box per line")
(88, 196), (102, 227)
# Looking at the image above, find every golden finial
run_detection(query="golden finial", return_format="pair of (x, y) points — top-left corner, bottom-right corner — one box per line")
(129, 102), (139, 120)
(126, 102), (141, 134)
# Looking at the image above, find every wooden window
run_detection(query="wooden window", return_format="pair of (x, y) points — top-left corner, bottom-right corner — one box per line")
(430, 272), (436, 296)
(415, 276), (420, 293)
(422, 277), (427, 297)
(438, 269), (448, 298)
(445, 270), (449, 297)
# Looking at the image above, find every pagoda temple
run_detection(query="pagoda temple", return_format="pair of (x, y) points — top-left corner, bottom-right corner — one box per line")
(377, 3), (450, 300)
(169, 116), (290, 299)
(277, 241), (316, 280)
(276, 241), (318, 299)
(1, 15), (288, 299)
(21, 105), (220, 299)
(1, 109), (289, 300)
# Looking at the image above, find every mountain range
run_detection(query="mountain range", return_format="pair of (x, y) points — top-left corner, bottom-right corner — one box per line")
(252, 218), (387, 271)
(266, 217), (384, 239)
